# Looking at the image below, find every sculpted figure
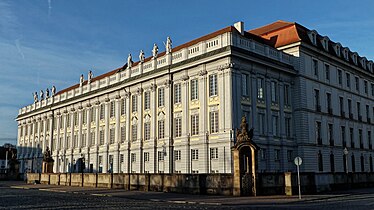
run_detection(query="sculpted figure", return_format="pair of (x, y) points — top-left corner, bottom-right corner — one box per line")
(40, 90), (44, 101)
(127, 54), (133, 68)
(51, 86), (56, 96)
(33, 92), (38, 103)
(80, 74), (84, 86)
(152, 43), (158, 58)
(139, 50), (145, 63)
(88, 70), (93, 84)
(45, 88), (50, 98)
(165, 37), (172, 54)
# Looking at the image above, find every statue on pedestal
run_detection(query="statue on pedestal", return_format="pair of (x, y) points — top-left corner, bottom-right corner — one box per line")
(165, 37), (172, 54)
(152, 43), (158, 58)
(235, 116), (254, 147)
(139, 50), (145, 63)
(127, 54), (133, 68)
(45, 88), (50, 99)
(40, 90), (44, 101)
(80, 74), (84, 87)
(42, 147), (54, 173)
(88, 70), (93, 84)
(51, 86), (56, 96)
(33, 92), (38, 103)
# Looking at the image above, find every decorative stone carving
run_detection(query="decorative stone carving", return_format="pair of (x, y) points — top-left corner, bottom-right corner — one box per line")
(150, 83), (157, 92)
(181, 75), (190, 81)
(165, 37), (172, 54)
(152, 43), (159, 58)
(88, 70), (93, 84)
(124, 89), (131, 98)
(198, 69), (208, 76)
(33, 92), (38, 103)
(136, 87), (143, 95)
(139, 50), (145, 63)
(51, 86), (56, 96)
(235, 116), (253, 147)
(164, 79), (172, 88)
(80, 74), (84, 87)
(127, 54), (133, 68)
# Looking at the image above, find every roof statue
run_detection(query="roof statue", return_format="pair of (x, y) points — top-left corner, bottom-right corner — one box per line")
(152, 43), (158, 58)
(165, 37), (172, 54)
(80, 74), (84, 87)
(51, 86), (56, 96)
(127, 54), (133, 68)
(33, 92), (38, 103)
(40, 90), (44, 101)
(235, 116), (254, 146)
(45, 88), (50, 99)
(139, 50), (145, 63)
(88, 70), (93, 84)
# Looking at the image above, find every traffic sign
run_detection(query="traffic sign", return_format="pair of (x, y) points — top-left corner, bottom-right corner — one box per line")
(294, 157), (302, 166)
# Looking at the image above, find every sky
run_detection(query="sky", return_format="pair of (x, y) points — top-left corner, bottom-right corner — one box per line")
(1, 0), (374, 145)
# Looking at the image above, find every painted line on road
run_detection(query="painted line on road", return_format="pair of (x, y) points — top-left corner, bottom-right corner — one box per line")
(91, 193), (112, 197)
(10, 186), (29, 190)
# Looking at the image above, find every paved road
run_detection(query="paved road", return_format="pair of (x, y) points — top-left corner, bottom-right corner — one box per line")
(1, 181), (374, 209)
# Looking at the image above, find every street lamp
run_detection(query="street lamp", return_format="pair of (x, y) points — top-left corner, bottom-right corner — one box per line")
(344, 147), (349, 174)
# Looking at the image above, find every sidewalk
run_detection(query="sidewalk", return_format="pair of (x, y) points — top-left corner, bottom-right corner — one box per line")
(3, 181), (361, 206)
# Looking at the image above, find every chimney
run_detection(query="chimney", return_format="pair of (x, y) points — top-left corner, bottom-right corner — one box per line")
(234, 21), (244, 35)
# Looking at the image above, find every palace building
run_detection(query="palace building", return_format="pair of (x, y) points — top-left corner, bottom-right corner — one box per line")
(16, 20), (374, 175)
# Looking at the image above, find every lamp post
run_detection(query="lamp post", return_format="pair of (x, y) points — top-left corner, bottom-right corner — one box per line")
(344, 147), (349, 174)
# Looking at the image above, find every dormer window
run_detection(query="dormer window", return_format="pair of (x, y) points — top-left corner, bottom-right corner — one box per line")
(321, 36), (329, 51)
(360, 57), (367, 70)
(351, 52), (358, 65)
(368, 61), (373, 72)
(334, 43), (341, 57)
(308, 30), (318, 46)
(343, 47), (349, 60)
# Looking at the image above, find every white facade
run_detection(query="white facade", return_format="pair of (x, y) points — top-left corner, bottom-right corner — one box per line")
(18, 20), (374, 175)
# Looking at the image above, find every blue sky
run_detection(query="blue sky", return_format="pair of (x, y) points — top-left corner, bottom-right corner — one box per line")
(1, 0), (374, 145)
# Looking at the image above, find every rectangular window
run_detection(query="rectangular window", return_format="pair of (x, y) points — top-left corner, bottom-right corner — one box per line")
(364, 81), (368, 94)
(144, 91), (150, 110)
(144, 122), (150, 140)
(109, 128), (115, 144)
(366, 105), (370, 121)
(272, 115), (278, 137)
(359, 129), (363, 149)
(99, 130), (104, 145)
(275, 149), (280, 161)
(285, 117), (291, 138)
(191, 79), (198, 100)
(339, 97), (344, 115)
(369, 131), (372, 149)
(328, 124), (334, 146)
(132, 95), (138, 112)
(90, 108), (95, 122)
(120, 154), (124, 163)
(120, 126), (126, 143)
(91, 131), (95, 146)
(158, 120), (165, 139)
(74, 112), (78, 126)
(338, 69), (342, 85)
(158, 88), (165, 107)
(82, 111), (87, 124)
(260, 149), (267, 160)
(242, 74), (248, 96)
(326, 93), (331, 113)
(371, 83), (374, 96)
(348, 99), (352, 116)
(158, 151), (164, 161)
(313, 59), (318, 77)
(191, 115), (199, 136)
(271, 81), (277, 103)
(287, 150), (293, 162)
(258, 113), (265, 135)
(325, 64), (330, 80)
(174, 83), (181, 103)
(257, 78), (264, 100)
(355, 77), (360, 92)
(144, 152), (149, 162)
(131, 153), (136, 163)
(174, 117), (182, 137)
(174, 150), (181, 161)
(66, 115), (70, 128)
(316, 121), (322, 145)
(350, 128), (354, 148)
(314, 89), (320, 111)
(341, 126), (346, 147)
(132, 124), (137, 142)
(192, 149), (199, 160)
(210, 111), (219, 133)
(120, 99), (126, 115)
(346, 73), (351, 88)
(357, 102), (361, 119)
(110, 101), (115, 118)
(210, 148), (218, 159)
(100, 104), (105, 120)
(284, 84), (291, 106)
(209, 74), (218, 96)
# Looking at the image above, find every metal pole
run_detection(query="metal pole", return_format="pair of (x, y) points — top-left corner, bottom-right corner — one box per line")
(346, 154), (349, 174)
(5, 150), (8, 169)
(297, 164), (301, 199)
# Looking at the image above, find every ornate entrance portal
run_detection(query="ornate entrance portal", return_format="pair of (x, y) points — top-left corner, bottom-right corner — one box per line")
(232, 117), (258, 196)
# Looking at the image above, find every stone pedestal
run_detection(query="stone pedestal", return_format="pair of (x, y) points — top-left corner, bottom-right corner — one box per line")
(232, 149), (241, 196)
(42, 161), (54, 173)
(285, 172), (293, 196)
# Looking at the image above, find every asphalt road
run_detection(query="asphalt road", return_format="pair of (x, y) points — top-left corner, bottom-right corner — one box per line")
(1, 182), (374, 209)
